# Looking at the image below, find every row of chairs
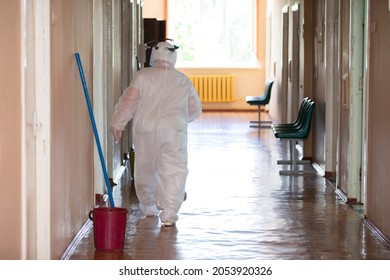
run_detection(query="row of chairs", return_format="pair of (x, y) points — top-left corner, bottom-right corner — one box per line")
(272, 97), (316, 175)
(246, 81), (316, 175)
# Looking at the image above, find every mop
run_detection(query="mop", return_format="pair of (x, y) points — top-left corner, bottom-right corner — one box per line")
(75, 53), (115, 208)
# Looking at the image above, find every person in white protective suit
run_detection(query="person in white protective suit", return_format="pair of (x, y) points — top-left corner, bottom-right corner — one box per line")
(110, 40), (202, 226)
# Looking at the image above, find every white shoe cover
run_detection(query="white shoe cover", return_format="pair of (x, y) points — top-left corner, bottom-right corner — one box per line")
(139, 203), (160, 216)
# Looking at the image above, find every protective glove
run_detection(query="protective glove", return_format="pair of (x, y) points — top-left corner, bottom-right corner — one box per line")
(113, 128), (123, 143)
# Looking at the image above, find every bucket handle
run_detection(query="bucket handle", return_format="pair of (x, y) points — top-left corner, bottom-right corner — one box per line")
(89, 210), (93, 221)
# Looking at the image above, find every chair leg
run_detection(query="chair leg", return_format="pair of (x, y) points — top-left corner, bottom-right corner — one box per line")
(250, 105), (272, 128)
(279, 140), (317, 175)
(277, 141), (310, 165)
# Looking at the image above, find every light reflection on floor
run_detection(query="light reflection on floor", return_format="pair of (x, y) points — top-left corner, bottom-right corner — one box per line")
(66, 112), (390, 260)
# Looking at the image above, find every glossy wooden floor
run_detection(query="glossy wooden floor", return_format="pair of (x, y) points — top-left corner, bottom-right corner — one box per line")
(65, 111), (390, 260)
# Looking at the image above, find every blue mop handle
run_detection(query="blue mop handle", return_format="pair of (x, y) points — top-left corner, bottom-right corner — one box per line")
(75, 53), (115, 208)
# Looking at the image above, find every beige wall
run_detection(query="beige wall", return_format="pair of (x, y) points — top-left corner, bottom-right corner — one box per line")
(144, 0), (166, 19)
(50, 0), (95, 259)
(0, 0), (23, 260)
(179, 68), (264, 111)
(366, 0), (390, 239)
(0, 0), (133, 260)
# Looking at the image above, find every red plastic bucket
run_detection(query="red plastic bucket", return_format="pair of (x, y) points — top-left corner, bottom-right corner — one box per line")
(89, 207), (128, 251)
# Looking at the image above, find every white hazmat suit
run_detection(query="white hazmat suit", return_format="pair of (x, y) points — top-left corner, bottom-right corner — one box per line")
(110, 41), (202, 226)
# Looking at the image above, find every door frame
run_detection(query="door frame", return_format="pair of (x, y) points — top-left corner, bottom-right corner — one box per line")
(324, 0), (339, 180)
(24, 0), (51, 259)
(347, 0), (365, 205)
(93, 0), (106, 196)
(336, 0), (366, 206)
(281, 5), (289, 123)
(287, 3), (300, 123)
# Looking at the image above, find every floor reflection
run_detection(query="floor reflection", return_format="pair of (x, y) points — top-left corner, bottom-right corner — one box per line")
(67, 112), (390, 260)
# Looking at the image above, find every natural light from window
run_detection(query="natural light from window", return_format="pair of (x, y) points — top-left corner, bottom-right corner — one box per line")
(167, 0), (258, 68)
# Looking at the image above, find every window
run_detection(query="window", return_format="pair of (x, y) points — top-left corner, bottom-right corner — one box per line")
(167, 0), (258, 68)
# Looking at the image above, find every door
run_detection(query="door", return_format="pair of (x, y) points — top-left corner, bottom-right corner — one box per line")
(338, 0), (365, 205)
(348, 0), (365, 205)
(120, 0), (135, 167)
(287, 4), (300, 123)
(337, 0), (351, 197)
(324, 0), (339, 180)
(106, 0), (124, 179)
(93, 0), (106, 195)
(313, 0), (326, 169)
(365, 0), (390, 237)
(281, 5), (289, 123)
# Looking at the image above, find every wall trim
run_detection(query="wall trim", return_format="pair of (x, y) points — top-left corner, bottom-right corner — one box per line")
(61, 219), (93, 260)
(363, 219), (390, 249)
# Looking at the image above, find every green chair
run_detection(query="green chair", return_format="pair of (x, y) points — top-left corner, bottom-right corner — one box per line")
(273, 99), (316, 175)
(246, 79), (274, 128)
(271, 97), (311, 132)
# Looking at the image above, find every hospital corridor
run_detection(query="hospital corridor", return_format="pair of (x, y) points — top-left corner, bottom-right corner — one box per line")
(64, 112), (390, 260)
(2, 0), (390, 263)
